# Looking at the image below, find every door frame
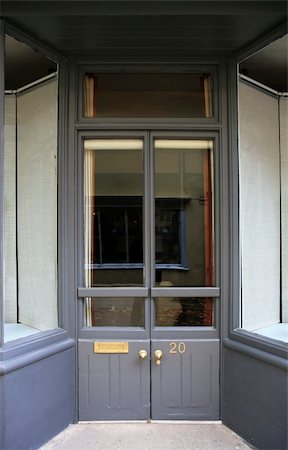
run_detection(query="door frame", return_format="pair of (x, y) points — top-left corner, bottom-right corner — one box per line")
(76, 129), (220, 341)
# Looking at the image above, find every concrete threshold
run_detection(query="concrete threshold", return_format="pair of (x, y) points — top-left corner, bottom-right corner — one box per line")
(41, 422), (253, 450)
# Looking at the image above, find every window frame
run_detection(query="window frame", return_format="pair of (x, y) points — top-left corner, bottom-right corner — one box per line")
(0, 23), (70, 358)
(227, 23), (288, 358)
(77, 64), (220, 124)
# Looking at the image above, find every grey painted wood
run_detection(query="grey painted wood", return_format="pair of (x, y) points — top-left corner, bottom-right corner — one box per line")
(223, 346), (288, 450)
(78, 288), (149, 298)
(1, 345), (75, 450)
(0, 21), (4, 349)
(77, 128), (221, 419)
(78, 339), (150, 420)
(78, 339), (220, 420)
(151, 288), (220, 298)
(151, 340), (220, 420)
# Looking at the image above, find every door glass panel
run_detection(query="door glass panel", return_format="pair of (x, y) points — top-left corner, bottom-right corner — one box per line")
(84, 139), (144, 287)
(85, 297), (145, 327)
(155, 297), (214, 327)
(83, 73), (213, 118)
(154, 139), (214, 287)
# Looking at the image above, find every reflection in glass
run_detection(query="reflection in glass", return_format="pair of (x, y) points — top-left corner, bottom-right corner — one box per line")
(85, 298), (144, 327)
(155, 297), (214, 327)
(84, 139), (144, 287)
(154, 139), (214, 287)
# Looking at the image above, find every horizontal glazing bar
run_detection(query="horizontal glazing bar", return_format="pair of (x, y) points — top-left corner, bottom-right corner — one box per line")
(78, 287), (149, 298)
(151, 287), (220, 297)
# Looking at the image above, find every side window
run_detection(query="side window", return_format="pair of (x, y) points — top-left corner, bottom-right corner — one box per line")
(238, 34), (288, 343)
(4, 35), (58, 342)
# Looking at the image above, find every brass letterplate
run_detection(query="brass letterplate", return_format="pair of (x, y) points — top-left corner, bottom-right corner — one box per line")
(93, 342), (129, 354)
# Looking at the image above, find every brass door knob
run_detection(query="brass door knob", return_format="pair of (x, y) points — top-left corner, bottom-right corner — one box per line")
(139, 349), (148, 359)
(154, 349), (163, 365)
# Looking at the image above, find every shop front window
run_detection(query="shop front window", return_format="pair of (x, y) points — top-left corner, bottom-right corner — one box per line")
(238, 34), (288, 343)
(3, 35), (58, 342)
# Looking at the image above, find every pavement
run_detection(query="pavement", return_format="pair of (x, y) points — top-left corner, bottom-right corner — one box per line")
(40, 422), (253, 450)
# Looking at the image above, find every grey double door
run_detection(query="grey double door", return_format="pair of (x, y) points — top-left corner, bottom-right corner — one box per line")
(78, 132), (220, 420)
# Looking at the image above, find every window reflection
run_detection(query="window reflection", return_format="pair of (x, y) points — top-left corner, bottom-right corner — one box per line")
(84, 139), (144, 287)
(155, 297), (214, 327)
(154, 139), (214, 287)
(85, 298), (144, 327)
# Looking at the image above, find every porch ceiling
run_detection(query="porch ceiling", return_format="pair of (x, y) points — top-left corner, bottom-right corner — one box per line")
(1, 1), (287, 60)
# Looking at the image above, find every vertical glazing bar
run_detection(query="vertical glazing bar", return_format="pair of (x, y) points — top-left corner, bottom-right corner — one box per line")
(144, 132), (151, 334)
(144, 132), (151, 289)
(83, 147), (94, 325)
(149, 133), (156, 332)
(149, 133), (155, 288)
(0, 22), (5, 347)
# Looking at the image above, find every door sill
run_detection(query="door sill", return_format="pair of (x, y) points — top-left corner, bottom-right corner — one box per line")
(79, 420), (222, 424)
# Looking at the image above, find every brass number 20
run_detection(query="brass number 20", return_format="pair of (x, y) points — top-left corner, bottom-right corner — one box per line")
(169, 342), (186, 354)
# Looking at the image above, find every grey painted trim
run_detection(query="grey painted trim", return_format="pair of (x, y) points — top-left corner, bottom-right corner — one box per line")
(151, 288), (220, 297)
(67, 59), (79, 424)
(223, 338), (288, 371)
(67, 59), (78, 343)
(4, 21), (65, 62)
(228, 329), (287, 359)
(0, 329), (70, 361)
(0, 338), (75, 375)
(230, 21), (287, 64)
(75, 121), (223, 131)
(78, 288), (149, 298)
(217, 59), (229, 421)
(227, 61), (241, 334)
(0, 21), (4, 348)
(58, 59), (75, 337)
(152, 329), (219, 339)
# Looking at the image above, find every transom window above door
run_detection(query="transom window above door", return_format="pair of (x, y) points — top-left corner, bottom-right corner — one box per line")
(83, 73), (214, 118)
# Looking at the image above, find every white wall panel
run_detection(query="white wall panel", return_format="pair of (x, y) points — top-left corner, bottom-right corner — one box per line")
(17, 80), (58, 330)
(4, 95), (17, 323)
(280, 97), (288, 323)
(239, 82), (280, 330)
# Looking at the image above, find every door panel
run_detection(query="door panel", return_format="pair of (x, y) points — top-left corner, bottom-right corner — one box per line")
(79, 340), (150, 420)
(78, 132), (220, 421)
(151, 340), (219, 420)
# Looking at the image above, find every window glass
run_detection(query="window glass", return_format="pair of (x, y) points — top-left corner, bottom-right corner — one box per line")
(4, 35), (58, 342)
(83, 73), (213, 118)
(85, 298), (145, 327)
(155, 297), (214, 327)
(238, 34), (288, 343)
(84, 139), (144, 287)
(154, 139), (214, 287)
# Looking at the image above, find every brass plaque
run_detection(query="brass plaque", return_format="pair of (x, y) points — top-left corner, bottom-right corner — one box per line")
(94, 342), (129, 354)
